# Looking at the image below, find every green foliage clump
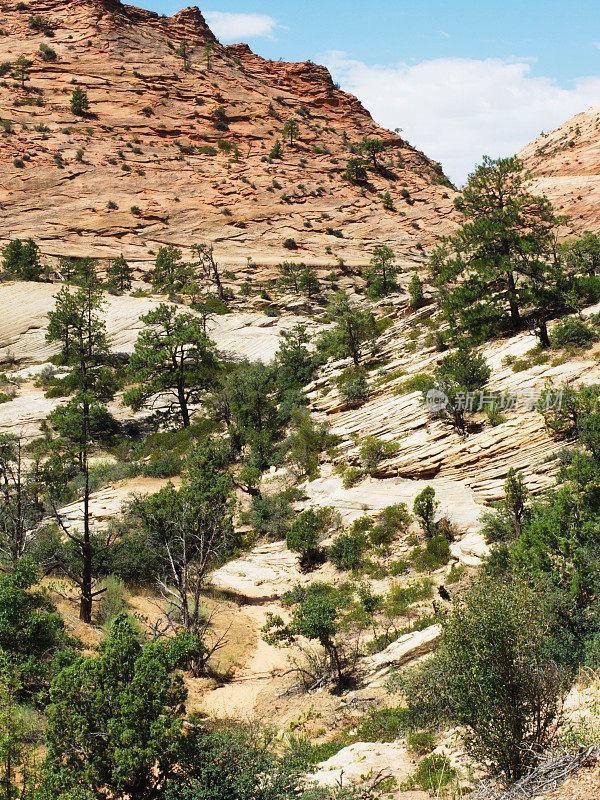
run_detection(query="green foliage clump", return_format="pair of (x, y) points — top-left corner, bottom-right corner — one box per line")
(363, 245), (398, 298)
(421, 343), (491, 432)
(358, 436), (399, 475)
(125, 304), (221, 429)
(369, 503), (410, 547)
(70, 86), (90, 116)
(329, 531), (367, 571)
(1, 237), (44, 281)
(0, 561), (77, 692)
(550, 315), (597, 349)
(343, 156), (367, 183)
(406, 754), (456, 792)
(413, 486), (439, 537)
(245, 490), (295, 539)
(410, 535), (451, 571)
(269, 139), (283, 159)
(106, 254), (133, 292)
(408, 272), (425, 308)
(336, 368), (369, 405)
(431, 156), (564, 345)
(286, 508), (333, 569)
(316, 291), (379, 367)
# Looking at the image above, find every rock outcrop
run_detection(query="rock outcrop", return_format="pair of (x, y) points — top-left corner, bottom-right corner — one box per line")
(520, 104), (600, 234)
(0, 0), (457, 270)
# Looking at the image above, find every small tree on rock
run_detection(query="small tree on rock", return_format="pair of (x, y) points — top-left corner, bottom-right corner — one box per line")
(175, 39), (191, 71)
(282, 118), (299, 146)
(13, 55), (32, 91)
(358, 136), (385, 167)
(1, 238), (43, 281)
(413, 486), (439, 538)
(364, 245), (398, 298)
(70, 86), (90, 116)
(106, 254), (133, 292)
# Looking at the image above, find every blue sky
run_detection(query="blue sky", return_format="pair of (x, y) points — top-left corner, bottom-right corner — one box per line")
(135, 1), (600, 184)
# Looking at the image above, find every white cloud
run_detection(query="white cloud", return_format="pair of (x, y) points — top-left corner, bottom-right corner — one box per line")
(204, 11), (279, 42)
(323, 52), (600, 185)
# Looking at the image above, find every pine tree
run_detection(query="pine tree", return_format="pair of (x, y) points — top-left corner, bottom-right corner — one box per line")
(358, 136), (385, 167)
(408, 272), (425, 308)
(431, 157), (563, 345)
(175, 39), (191, 71)
(1, 238), (43, 281)
(282, 118), (299, 146)
(203, 42), (212, 71)
(124, 304), (221, 428)
(344, 157), (367, 183)
(12, 55), (32, 91)
(364, 245), (398, 298)
(45, 283), (116, 623)
(269, 139), (283, 159)
(106, 254), (133, 292)
(299, 266), (320, 298)
(70, 86), (90, 116)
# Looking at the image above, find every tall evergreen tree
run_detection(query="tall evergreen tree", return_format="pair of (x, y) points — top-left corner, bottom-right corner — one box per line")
(431, 157), (563, 344)
(45, 283), (116, 623)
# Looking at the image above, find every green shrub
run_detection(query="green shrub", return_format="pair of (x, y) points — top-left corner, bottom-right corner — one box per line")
(410, 535), (450, 571)
(358, 436), (399, 474)
(369, 503), (410, 547)
(286, 508), (332, 568)
(142, 452), (183, 478)
(413, 486), (439, 537)
(408, 272), (425, 308)
(104, 531), (164, 587)
(245, 491), (295, 538)
(329, 531), (366, 570)
(39, 42), (56, 61)
(407, 730), (436, 755)
(408, 754), (456, 792)
(550, 316), (596, 349)
(342, 466), (363, 488)
(337, 368), (369, 405)
(70, 86), (90, 116)
(95, 575), (128, 628)
(356, 706), (413, 742)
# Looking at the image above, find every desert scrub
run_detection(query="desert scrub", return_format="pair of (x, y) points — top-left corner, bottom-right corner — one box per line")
(410, 535), (451, 571)
(341, 465), (363, 488)
(407, 729), (436, 755)
(395, 373), (433, 395)
(403, 754), (456, 792)
(95, 575), (128, 629)
(336, 367), (369, 405)
(329, 531), (367, 571)
(358, 436), (399, 474)
(550, 315), (597, 349)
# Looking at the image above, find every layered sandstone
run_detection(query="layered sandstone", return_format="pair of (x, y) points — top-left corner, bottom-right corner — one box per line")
(0, 0), (457, 271)
(520, 104), (600, 234)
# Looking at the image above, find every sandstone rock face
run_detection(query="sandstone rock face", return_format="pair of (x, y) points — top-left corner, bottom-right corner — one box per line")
(359, 624), (441, 687)
(312, 741), (415, 789)
(520, 104), (600, 234)
(0, 0), (457, 270)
